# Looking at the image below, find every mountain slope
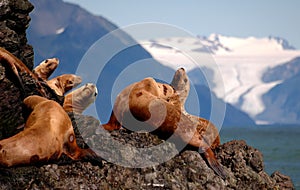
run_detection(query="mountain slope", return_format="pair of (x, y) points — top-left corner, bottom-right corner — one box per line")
(27, 0), (168, 121)
(28, 0), (135, 75)
(257, 58), (300, 124)
(262, 57), (300, 83)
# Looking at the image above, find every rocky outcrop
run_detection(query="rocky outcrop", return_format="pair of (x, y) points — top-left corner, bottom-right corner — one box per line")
(0, 0), (34, 138)
(0, 114), (294, 189)
(0, 0), (295, 189)
(0, 0), (64, 139)
(0, 0), (34, 69)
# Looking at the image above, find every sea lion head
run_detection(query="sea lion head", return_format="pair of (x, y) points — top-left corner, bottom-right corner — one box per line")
(34, 58), (59, 80)
(59, 74), (82, 94)
(62, 74), (82, 93)
(46, 74), (82, 96)
(170, 68), (190, 105)
(63, 83), (98, 114)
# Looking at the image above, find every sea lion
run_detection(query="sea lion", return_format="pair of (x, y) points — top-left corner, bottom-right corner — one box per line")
(33, 58), (59, 80)
(102, 68), (227, 179)
(0, 95), (101, 167)
(47, 74), (82, 96)
(63, 83), (98, 114)
(102, 68), (189, 131)
(0, 47), (47, 96)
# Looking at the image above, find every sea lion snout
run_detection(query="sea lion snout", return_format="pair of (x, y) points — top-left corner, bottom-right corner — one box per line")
(63, 83), (98, 114)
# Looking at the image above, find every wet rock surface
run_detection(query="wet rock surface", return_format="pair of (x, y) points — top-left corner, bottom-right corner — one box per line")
(0, 114), (294, 189)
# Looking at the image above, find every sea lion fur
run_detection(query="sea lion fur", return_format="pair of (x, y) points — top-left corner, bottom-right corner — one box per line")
(33, 58), (59, 80)
(102, 68), (227, 179)
(63, 83), (98, 114)
(47, 74), (82, 96)
(0, 95), (100, 167)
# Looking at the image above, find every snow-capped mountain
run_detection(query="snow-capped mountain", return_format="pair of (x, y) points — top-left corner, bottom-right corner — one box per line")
(140, 34), (300, 125)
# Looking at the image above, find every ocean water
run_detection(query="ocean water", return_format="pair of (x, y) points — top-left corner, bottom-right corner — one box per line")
(220, 126), (300, 189)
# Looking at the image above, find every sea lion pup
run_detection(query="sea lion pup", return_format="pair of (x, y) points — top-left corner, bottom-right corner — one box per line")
(102, 68), (227, 179)
(63, 83), (98, 114)
(47, 74), (82, 96)
(33, 58), (59, 80)
(0, 95), (101, 167)
(0, 47), (47, 96)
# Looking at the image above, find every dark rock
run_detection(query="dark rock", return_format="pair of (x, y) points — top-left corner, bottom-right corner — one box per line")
(0, 0), (64, 139)
(0, 0), (295, 189)
(0, 61), (64, 139)
(0, 0), (34, 68)
(271, 171), (295, 190)
(1, 115), (292, 189)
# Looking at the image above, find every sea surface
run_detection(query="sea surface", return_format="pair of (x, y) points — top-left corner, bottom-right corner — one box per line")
(220, 126), (300, 189)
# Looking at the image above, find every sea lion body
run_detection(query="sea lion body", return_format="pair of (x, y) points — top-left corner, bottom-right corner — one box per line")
(103, 68), (189, 131)
(63, 83), (98, 114)
(33, 58), (59, 80)
(0, 95), (99, 167)
(47, 74), (82, 96)
(103, 68), (226, 179)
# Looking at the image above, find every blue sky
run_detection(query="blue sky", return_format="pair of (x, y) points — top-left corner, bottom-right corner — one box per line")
(64, 0), (300, 48)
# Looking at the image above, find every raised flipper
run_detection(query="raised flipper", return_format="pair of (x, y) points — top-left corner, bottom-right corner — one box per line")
(203, 147), (227, 179)
(0, 47), (48, 97)
(23, 95), (49, 110)
(0, 48), (25, 92)
(102, 111), (122, 131)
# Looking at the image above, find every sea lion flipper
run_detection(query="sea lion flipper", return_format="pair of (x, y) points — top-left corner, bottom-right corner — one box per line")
(67, 147), (103, 166)
(23, 95), (49, 110)
(79, 148), (103, 166)
(102, 111), (122, 131)
(203, 148), (227, 179)
(0, 47), (25, 92)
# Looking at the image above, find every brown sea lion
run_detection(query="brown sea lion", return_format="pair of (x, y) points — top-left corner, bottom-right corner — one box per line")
(0, 95), (101, 167)
(102, 68), (227, 179)
(102, 68), (189, 131)
(0, 47), (47, 96)
(47, 74), (82, 96)
(63, 83), (98, 114)
(33, 58), (59, 80)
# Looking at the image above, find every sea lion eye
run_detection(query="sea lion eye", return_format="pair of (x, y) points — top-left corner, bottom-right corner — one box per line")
(45, 59), (49, 63)
(69, 134), (74, 143)
(47, 63), (53, 68)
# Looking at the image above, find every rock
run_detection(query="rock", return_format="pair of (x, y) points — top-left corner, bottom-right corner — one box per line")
(0, 0), (34, 69)
(0, 61), (64, 139)
(0, 0), (64, 139)
(1, 114), (293, 189)
(0, 0), (295, 189)
(271, 171), (295, 190)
